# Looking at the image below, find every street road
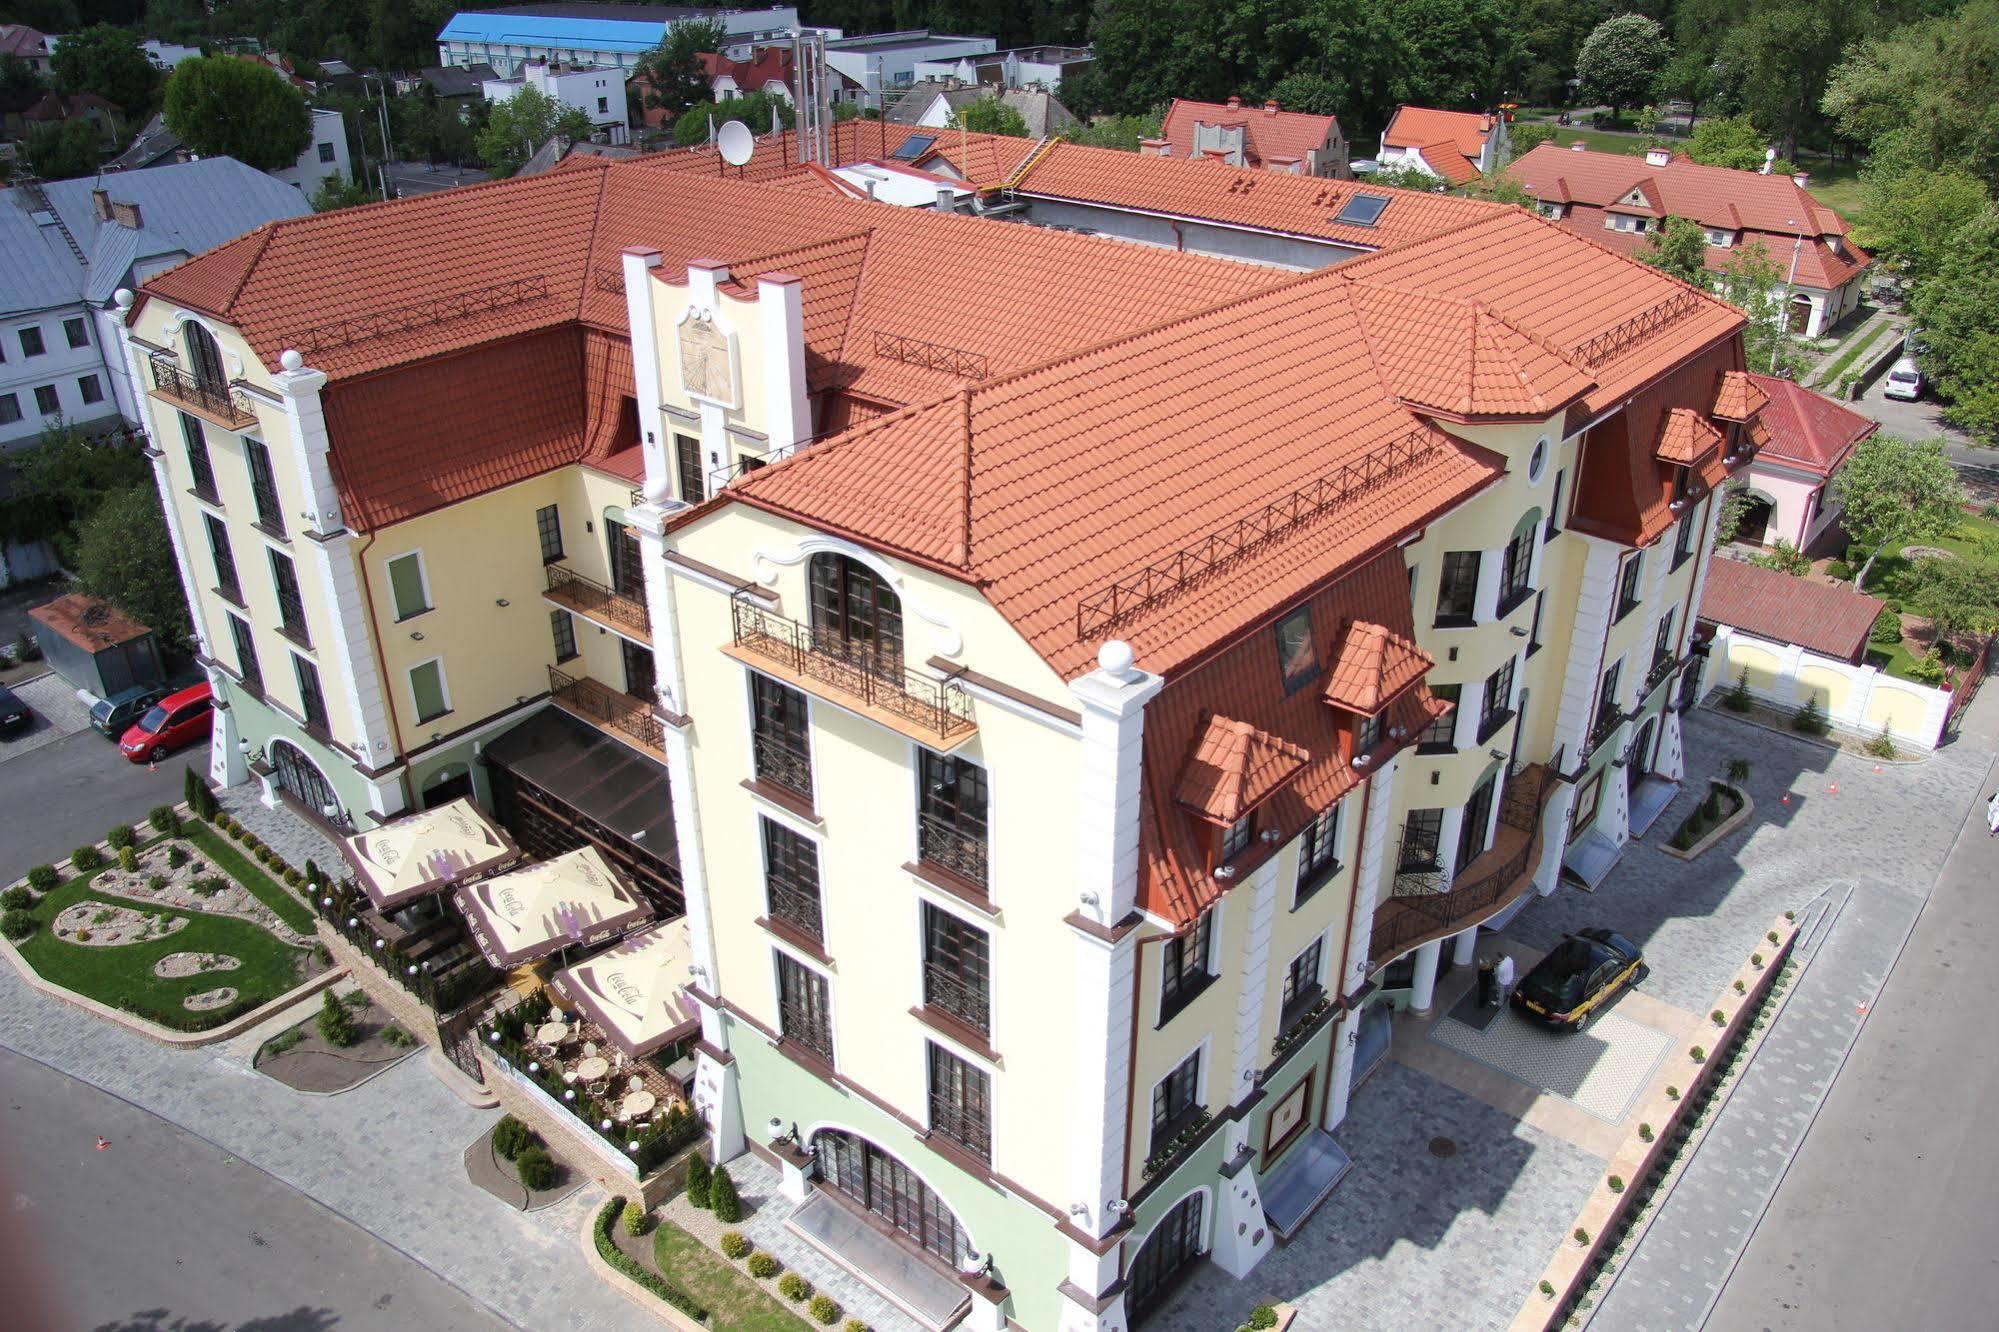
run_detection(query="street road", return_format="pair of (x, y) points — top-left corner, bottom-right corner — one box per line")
(0, 1046), (508, 1332)
(0, 724), (187, 884)
(383, 162), (494, 197)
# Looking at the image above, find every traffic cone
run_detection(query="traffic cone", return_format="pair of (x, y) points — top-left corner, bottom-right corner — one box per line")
(1781, 791), (1791, 805)
(1827, 782), (1839, 795)
(94, 1137), (110, 1151)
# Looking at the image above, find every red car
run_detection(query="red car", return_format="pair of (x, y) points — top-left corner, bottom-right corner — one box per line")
(119, 682), (213, 762)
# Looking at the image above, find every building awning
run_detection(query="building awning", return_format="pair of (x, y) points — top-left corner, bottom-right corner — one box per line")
(341, 797), (520, 912)
(454, 845), (652, 969)
(481, 706), (678, 871)
(1260, 1127), (1353, 1237)
(551, 919), (699, 1057)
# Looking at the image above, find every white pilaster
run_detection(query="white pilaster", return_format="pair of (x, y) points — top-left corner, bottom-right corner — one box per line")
(755, 273), (811, 457)
(618, 247), (671, 503)
(209, 689), (247, 789)
(1472, 547), (1503, 622)
(1408, 938), (1443, 1013)
(1551, 536), (1622, 762)
(1227, 856), (1279, 1104)
(1658, 705), (1686, 782)
(1341, 756), (1400, 997)
(1211, 1160), (1274, 1277)
(1326, 1010), (1358, 1130)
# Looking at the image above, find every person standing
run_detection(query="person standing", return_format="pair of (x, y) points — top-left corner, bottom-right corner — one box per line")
(1494, 951), (1516, 999)
(1986, 790), (1999, 836)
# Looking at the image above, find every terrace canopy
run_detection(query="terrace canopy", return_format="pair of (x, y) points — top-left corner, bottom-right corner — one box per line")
(552, 918), (700, 1057)
(342, 797), (519, 912)
(455, 846), (651, 968)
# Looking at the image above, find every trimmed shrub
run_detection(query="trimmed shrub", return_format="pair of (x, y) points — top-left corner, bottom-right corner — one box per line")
(184, 767), (203, 811)
(106, 823), (135, 850)
(2, 908), (36, 940)
(844, 1321), (868, 1332)
(1639, 1122), (1654, 1141)
(148, 805), (180, 834)
(622, 1201), (652, 1236)
(1574, 1226), (1591, 1245)
(685, 1151), (712, 1207)
(778, 1272), (810, 1302)
(167, 845), (189, 868)
(147, 874), (168, 893)
(810, 1293), (840, 1324)
(1752, 952), (1764, 967)
(283, 868), (304, 887)
(1723, 668), (1752, 712)
(117, 846), (137, 872)
(720, 1231), (751, 1260)
(1690, 1045), (1707, 1063)
(71, 846), (103, 871)
(593, 1200), (710, 1322)
(1870, 609), (1904, 644)
(382, 1024), (415, 1047)
(493, 1115), (533, 1160)
(1607, 1174), (1625, 1193)
(1864, 727), (1898, 759)
(1540, 1280), (1556, 1298)
(1711, 1009), (1726, 1026)
(1, 887), (31, 910)
(1666, 1085), (1680, 1100)
(27, 865), (58, 892)
(746, 1251), (779, 1279)
(1733, 978), (1746, 994)
(709, 1163), (741, 1222)
(1792, 694), (1829, 735)
(514, 1145), (557, 1190)
(317, 989), (358, 1047)
(1248, 1307), (1280, 1330)
(304, 859), (324, 887)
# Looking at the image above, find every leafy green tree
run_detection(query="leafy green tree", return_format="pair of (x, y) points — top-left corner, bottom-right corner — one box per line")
(951, 97), (1028, 137)
(50, 23), (155, 113)
(1506, 122), (1556, 161)
(671, 91), (791, 148)
(21, 118), (103, 180)
(1821, 0), (1999, 192)
(1685, 116), (1769, 171)
(476, 85), (592, 174)
(310, 173), (375, 211)
(0, 53), (46, 100)
(163, 56), (311, 171)
(1265, 73), (1344, 118)
(1576, 14), (1669, 119)
(1718, 0), (1869, 161)
(1370, 162), (1449, 192)
(1830, 436), (1967, 587)
(74, 486), (194, 650)
(632, 18), (728, 122)
(0, 423), (152, 557)
(1643, 217), (1711, 286)
(1854, 168), (1992, 284)
(1909, 208), (1999, 440)
(1909, 553), (1999, 639)
(1656, 47), (1719, 125)
(1714, 241), (1803, 377)
(370, 0), (456, 71)
(1068, 111), (1165, 152)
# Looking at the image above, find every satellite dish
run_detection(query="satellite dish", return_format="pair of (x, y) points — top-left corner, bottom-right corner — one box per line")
(717, 120), (754, 167)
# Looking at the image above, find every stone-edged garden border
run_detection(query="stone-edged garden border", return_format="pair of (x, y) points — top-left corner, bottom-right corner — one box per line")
(1658, 782), (1756, 861)
(581, 1199), (709, 1332)
(1509, 912), (1801, 1331)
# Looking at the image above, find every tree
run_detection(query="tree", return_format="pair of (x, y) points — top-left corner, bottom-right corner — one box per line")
(476, 85), (592, 174)
(1370, 162), (1449, 192)
(1266, 73), (1343, 118)
(1643, 217), (1711, 286)
(950, 96), (1028, 137)
(310, 173), (375, 212)
(1909, 553), (1999, 639)
(21, 118), (102, 180)
(50, 23), (155, 113)
(1069, 111), (1165, 152)
(1908, 208), (1999, 440)
(1685, 116), (1769, 172)
(1506, 122), (1556, 161)
(0, 53), (46, 100)
(1656, 47), (1718, 125)
(1821, 0), (1999, 192)
(1714, 241), (1803, 377)
(163, 56), (311, 172)
(671, 92), (790, 148)
(1718, 0), (1869, 162)
(631, 18), (728, 122)
(1853, 168), (1992, 284)
(1829, 436), (1967, 588)
(1576, 14), (1669, 119)
(74, 486), (194, 650)
(316, 989), (357, 1047)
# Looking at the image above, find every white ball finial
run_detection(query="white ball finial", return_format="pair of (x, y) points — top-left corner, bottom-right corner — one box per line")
(280, 349), (304, 372)
(113, 288), (135, 310)
(1097, 639), (1135, 679)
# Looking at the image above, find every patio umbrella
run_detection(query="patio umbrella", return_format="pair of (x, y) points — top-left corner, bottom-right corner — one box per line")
(455, 846), (652, 969)
(341, 797), (519, 913)
(552, 918), (701, 1058)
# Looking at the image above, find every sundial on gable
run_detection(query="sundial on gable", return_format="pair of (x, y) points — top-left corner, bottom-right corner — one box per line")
(678, 312), (735, 407)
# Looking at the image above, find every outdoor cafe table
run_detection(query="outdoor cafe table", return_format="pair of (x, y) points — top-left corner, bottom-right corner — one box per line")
(621, 1090), (657, 1120)
(575, 1056), (610, 1082)
(535, 1021), (569, 1046)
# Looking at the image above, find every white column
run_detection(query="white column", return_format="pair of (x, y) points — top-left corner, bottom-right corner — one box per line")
(619, 246), (671, 504)
(1341, 756), (1399, 998)
(1472, 547), (1503, 622)
(1227, 857), (1279, 1105)
(1326, 1010), (1359, 1131)
(755, 272), (810, 457)
(1434, 807), (1463, 888)
(1551, 536), (1621, 762)
(1453, 926), (1478, 967)
(1409, 938), (1443, 1013)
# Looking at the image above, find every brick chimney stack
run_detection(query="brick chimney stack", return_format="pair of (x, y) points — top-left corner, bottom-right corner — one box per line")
(1225, 94), (1241, 110)
(1263, 100), (1279, 115)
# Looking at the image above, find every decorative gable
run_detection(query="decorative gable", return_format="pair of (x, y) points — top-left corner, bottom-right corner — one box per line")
(1173, 713), (1311, 825)
(1322, 619), (1432, 715)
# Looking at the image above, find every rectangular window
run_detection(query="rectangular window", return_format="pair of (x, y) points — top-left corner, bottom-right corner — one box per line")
(1150, 1049), (1202, 1151)
(1595, 660), (1623, 736)
(292, 653), (327, 733)
(750, 673), (813, 802)
(762, 817), (822, 940)
(1295, 804), (1341, 904)
(386, 552), (429, 620)
(775, 951), (833, 1062)
(1399, 809), (1443, 871)
(1672, 506), (1697, 568)
(1281, 938), (1324, 1027)
(1615, 552), (1643, 620)
(607, 519), (644, 600)
(245, 439), (283, 533)
(549, 609), (578, 661)
(674, 433), (705, 503)
(269, 550), (308, 645)
(1435, 550), (1480, 625)
(204, 514), (239, 602)
(63, 316), (87, 349)
(1498, 527), (1534, 610)
(1220, 813), (1252, 862)
(180, 412), (217, 501)
(77, 373), (103, 405)
(917, 749), (988, 888)
(1527, 591), (1546, 655)
(1569, 771), (1604, 844)
(1355, 711), (1382, 756)
(229, 614), (261, 692)
(922, 902), (990, 1035)
(33, 384), (58, 415)
(927, 1043), (992, 1162)
(1274, 604), (1317, 694)
(535, 503), (563, 563)
(1457, 775), (1497, 874)
(317, 141), (337, 162)
(0, 394), (18, 425)
(1480, 655), (1517, 741)
(1159, 911), (1213, 1023)
(1418, 684), (1459, 750)
(20, 326), (44, 357)
(1652, 610), (1677, 672)
(409, 658), (450, 723)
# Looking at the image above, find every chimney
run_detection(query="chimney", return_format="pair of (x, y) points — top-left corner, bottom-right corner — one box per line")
(1792, 170), (1810, 188)
(1139, 137), (1169, 157)
(1645, 147), (1670, 167)
(1225, 95), (1241, 110)
(934, 186), (956, 212)
(91, 188), (111, 220)
(109, 200), (142, 229)
(1570, 140), (1587, 152)
(1263, 99), (1279, 116)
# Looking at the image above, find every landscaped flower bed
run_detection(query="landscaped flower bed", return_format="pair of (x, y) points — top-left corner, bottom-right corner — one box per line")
(1665, 781), (1747, 853)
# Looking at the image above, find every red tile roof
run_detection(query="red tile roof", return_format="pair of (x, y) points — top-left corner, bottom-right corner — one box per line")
(28, 592), (152, 651)
(1415, 141), (1481, 185)
(1745, 374), (1874, 476)
(699, 47), (793, 94)
(1173, 713), (1312, 824)
(1712, 369), (1769, 421)
(1321, 620), (1432, 714)
(1699, 555), (1885, 663)
(1382, 106), (1498, 161)
(1654, 407), (1723, 465)
(1161, 97), (1341, 169)
(1346, 284), (1594, 420)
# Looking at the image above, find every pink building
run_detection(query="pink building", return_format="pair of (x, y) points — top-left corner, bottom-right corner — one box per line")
(1731, 374), (1877, 552)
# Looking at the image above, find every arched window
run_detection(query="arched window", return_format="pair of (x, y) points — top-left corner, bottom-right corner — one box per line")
(808, 553), (902, 671)
(270, 739), (343, 824)
(812, 1129), (971, 1266)
(1128, 1190), (1207, 1323)
(184, 322), (227, 393)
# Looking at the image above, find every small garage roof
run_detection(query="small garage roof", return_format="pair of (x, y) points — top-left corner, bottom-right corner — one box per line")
(1698, 555), (1884, 663)
(28, 593), (151, 652)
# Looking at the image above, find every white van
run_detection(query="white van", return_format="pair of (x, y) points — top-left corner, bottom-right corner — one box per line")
(1883, 358), (1924, 401)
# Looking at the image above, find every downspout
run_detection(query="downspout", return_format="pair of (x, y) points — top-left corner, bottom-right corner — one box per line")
(1169, 219), (1185, 252)
(339, 507), (412, 814)
(1332, 771), (1374, 1004)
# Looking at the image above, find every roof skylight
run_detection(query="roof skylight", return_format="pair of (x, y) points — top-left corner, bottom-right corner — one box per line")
(1334, 193), (1391, 227)
(890, 134), (937, 161)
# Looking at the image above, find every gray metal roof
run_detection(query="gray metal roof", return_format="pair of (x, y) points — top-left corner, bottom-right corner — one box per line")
(1, 157), (310, 317)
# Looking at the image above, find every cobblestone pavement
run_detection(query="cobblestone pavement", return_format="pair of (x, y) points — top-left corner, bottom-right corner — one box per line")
(0, 670), (92, 761)
(219, 781), (345, 877)
(1156, 1062), (1601, 1330)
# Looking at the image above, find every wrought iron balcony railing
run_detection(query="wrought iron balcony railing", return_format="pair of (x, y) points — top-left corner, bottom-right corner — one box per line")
(548, 665), (663, 754)
(752, 731), (813, 803)
(917, 811), (989, 888)
(731, 594), (975, 743)
(922, 961), (991, 1035)
(544, 563), (650, 638)
(1645, 652), (1683, 694)
(1586, 707), (1627, 758)
(149, 352), (256, 430)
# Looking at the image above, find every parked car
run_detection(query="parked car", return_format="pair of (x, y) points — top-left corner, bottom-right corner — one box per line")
(1883, 357), (1924, 401)
(89, 683), (169, 738)
(0, 682), (30, 735)
(1511, 928), (1644, 1029)
(118, 682), (213, 762)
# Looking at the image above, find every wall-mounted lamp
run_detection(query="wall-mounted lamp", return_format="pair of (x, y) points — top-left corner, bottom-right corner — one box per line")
(1079, 891), (1099, 908)
(496, 598), (510, 607)
(1510, 625), (1529, 637)
(1214, 865), (1237, 881)
(1488, 748), (1507, 762)
(410, 630), (424, 641)
(1260, 829), (1281, 844)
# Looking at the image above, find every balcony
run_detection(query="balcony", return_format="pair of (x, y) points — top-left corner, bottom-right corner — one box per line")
(1369, 761), (1560, 971)
(727, 595), (975, 748)
(548, 665), (665, 760)
(544, 564), (650, 643)
(1584, 707), (1627, 761)
(148, 352), (256, 432)
(1645, 652), (1683, 695)
(917, 812), (988, 889)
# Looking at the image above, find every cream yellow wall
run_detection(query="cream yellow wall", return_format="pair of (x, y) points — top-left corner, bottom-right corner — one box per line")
(649, 271), (781, 497)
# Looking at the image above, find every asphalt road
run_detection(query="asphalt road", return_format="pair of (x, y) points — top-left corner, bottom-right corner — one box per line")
(1710, 709), (1999, 1328)
(384, 162), (494, 196)
(0, 1046), (508, 1332)
(0, 722), (190, 883)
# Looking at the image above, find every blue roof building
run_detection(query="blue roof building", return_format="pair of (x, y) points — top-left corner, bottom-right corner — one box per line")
(437, 5), (802, 77)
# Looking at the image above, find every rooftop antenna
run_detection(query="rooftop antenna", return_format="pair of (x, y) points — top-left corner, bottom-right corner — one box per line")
(789, 28), (830, 166)
(717, 120), (754, 172)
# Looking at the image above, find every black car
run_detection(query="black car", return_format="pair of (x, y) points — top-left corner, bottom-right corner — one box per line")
(1511, 928), (1644, 1029)
(0, 682), (29, 735)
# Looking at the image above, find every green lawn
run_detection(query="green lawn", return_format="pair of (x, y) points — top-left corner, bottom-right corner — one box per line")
(1514, 120), (1654, 157)
(652, 1222), (808, 1332)
(1800, 157), (1868, 227)
(1814, 318), (1894, 389)
(184, 822), (314, 931)
(1859, 512), (1999, 605)
(13, 837), (312, 1030)
(1865, 638), (1927, 682)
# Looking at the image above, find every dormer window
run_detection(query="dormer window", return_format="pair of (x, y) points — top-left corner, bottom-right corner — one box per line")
(1355, 712), (1382, 756)
(1220, 814), (1254, 862)
(1275, 604), (1317, 695)
(1705, 228), (1734, 248)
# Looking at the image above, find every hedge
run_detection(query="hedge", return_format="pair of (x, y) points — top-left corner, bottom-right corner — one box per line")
(594, 1199), (711, 1324)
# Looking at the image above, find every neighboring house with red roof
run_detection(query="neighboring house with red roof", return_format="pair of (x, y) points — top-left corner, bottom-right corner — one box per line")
(1148, 96), (1348, 177)
(1729, 373), (1877, 552)
(1507, 142), (1870, 338)
(1377, 105), (1509, 184)
(0, 22), (52, 75)
(699, 46), (797, 103)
